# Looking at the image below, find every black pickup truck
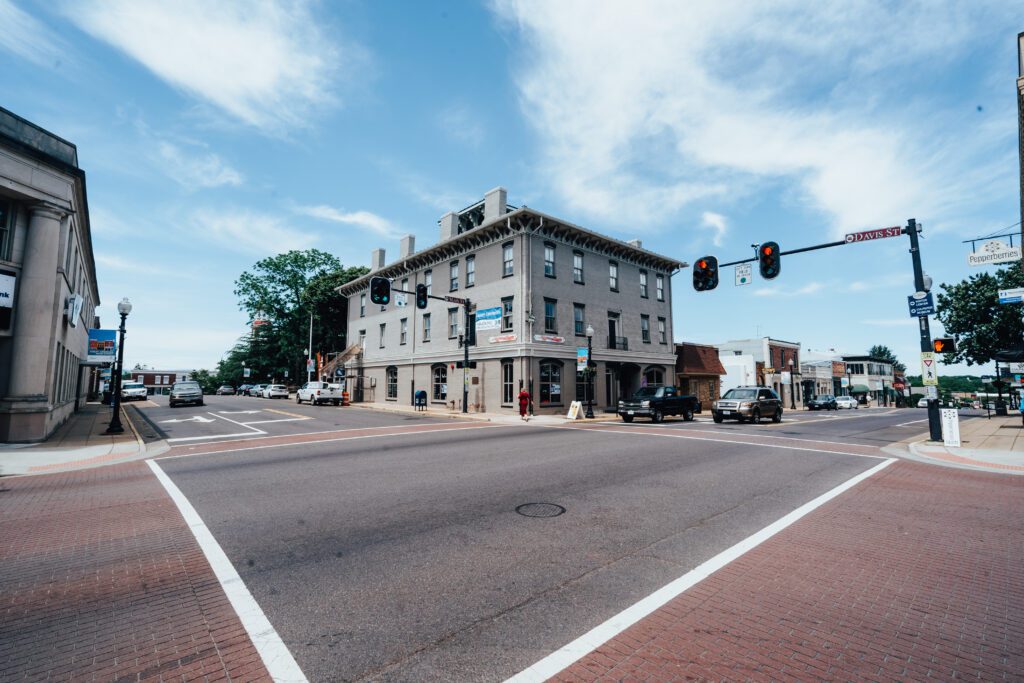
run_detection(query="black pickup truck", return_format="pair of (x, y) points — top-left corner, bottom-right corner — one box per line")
(617, 385), (701, 423)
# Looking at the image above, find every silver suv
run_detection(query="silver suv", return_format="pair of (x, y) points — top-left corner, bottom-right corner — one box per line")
(169, 381), (204, 408)
(713, 386), (782, 424)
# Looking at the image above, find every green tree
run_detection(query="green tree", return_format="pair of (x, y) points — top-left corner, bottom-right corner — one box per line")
(190, 369), (218, 394)
(868, 345), (906, 373)
(303, 266), (369, 356)
(935, 263), (1024, 365)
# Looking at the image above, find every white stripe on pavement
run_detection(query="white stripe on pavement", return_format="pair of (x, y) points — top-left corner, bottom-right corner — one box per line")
(147, 459), (308, 683)
(505, 457), (897, 683)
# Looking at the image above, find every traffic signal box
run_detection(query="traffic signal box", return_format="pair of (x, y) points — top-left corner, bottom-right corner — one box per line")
(369, 276), (391, 305)
(758, 242), (781, 279)
(932, 337), (956, 354)
(692, 256), (719, 291)
(415, 283), (429, 309)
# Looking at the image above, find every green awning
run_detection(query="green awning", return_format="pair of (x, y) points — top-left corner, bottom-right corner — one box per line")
(851, 384), (871, 393)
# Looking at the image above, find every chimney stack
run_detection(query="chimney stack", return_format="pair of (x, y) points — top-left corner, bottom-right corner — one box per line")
(370, 248), (385, 272)
(484, 186), (507, 221)
(439, 212), (457, 242)
(628, 239), (643, 248)
(400, 234), (416, 258)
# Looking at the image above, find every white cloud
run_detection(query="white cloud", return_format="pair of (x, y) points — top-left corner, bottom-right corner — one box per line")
(192, 209), (316, 255)
(753, 281), (823, 297)
(95, 253), (173, 276)
(61, 0), (361, 131)
(700, 211), (727, 247)
(492, 1), (1015, 234)
(295, 205), (399, 238)
(157, 141), (243, 189)
(0, 0), (64, 67)
(437, 105), (485, 148)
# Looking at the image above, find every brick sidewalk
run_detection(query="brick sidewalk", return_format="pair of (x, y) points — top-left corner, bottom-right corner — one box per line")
(550, 460), (1023, 682)
(0, 462), (270, 681)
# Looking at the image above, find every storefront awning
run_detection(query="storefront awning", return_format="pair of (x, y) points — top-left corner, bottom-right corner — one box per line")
(850, 384), (871, 393)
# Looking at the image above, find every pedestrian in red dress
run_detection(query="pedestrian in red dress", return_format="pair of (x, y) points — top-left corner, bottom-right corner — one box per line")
(517, 389), (531, 421)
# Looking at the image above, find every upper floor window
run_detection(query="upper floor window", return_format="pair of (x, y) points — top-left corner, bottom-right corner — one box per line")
(502, 297), (513, 331)
(640, 270), (649, 298)
(544, 243), (556, 278)
(465, 256), (475, 287)
(656, 274), (665, 301)
(573, 251), (584, 284)
(448, 308), (459, 338)
(544, 298), (557, 333)
(1, 200), (14, 261)
(449, 261), (459, 291)
(400, 318), (408, 345)
(609, 261), (618, 291)
(658, 317), (667, 344)
(359, 294), (366, 317)
(422, 313), (431, 342)
(502, 242), (514, 277)
(379, 323), (386, 348)
(574, 303), (585, 336)
(641, 315), (651, 343)
(425, 270), (432, 295)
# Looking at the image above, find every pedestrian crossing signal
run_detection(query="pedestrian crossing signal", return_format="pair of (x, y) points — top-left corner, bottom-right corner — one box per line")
(416, 283), (429, 309)
(758, 242), (781, 280)
(692, 255), (719, 291)
(369, 277), (391, 305)
(932, 337), (956, 354)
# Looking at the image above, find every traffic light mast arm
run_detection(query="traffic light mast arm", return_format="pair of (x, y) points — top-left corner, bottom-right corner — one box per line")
(718, 238), (847, 268)
(391, 287), (468, 305)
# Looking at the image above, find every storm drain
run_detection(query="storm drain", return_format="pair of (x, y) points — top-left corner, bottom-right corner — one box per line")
(515, 503), (566, 518)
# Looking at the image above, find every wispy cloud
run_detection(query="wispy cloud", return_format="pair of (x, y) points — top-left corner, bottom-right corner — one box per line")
(95, 253), (173, 276)
(492, 1), (1016, 234)
(192, 209), (316, 255)
(61, 0), (364, 132)
(701, 211), (727, 247)
(0, 0), (65, 67)
(437, 105), (485, 148)
(753, 281), (823, 297)
(294, 205), (399, 238)
(157, 141), (243, 189)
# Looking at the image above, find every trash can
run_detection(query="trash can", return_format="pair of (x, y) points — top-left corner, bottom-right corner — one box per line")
(102, 390), (112, 405)
(414, 390), (427, 411)
(995, 400), (1008, 417)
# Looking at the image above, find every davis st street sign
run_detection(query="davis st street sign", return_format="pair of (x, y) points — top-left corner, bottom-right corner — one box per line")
(844, 226), (902, 243)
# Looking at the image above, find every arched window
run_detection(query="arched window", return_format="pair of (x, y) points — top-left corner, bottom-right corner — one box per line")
(386, 366), (398, 399)
(643, 366), (665, 386)
(539, 359), (562, 405)
(501, 359), (514, 405)
(432, 365), (447, 401)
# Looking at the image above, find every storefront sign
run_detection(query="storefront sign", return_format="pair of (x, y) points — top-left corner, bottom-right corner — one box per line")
(533, 334), (565, 344)
(489, 333), (517, 344)
(0, 271), (14, 330)
(967, 240), (1021, 266)
(87, 329), (117, 364)
(475, 306), (501, 331)
(780, 371), (791, 385)
(577, 347), (588, 371)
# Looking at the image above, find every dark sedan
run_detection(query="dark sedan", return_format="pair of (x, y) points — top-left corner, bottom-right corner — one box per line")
(807, 394), (838, 411)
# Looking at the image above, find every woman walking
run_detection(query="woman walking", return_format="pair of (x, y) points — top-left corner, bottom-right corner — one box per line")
(518, 388), (531, 422)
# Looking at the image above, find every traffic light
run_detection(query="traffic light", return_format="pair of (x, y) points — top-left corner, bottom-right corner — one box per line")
(369, 277), (391, 305)
(933, 337), (956, 354)
(692, 256), (719, 291)
(415, 283), (428, 309)
(758, 241), (781, 280)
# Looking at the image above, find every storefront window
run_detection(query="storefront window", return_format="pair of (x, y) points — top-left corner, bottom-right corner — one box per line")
(540, 361), (562, 405)
(432, 365), (447, 401)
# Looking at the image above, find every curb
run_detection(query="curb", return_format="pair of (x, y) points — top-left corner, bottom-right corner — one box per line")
(903, 439), (1024, 475)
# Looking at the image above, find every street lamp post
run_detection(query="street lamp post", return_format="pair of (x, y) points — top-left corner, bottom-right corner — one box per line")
(847, 366), (854, 399)
(788, 357), (796, 409)
(105, 298), (132, 434)
(585, 324), (595, 419)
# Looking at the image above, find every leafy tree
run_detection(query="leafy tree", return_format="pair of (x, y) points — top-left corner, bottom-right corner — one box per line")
(190, 369), (218, 394)
(303, 266), (369, 356)
(868, 345), (906, 373)
(935, 263), (1024, 365)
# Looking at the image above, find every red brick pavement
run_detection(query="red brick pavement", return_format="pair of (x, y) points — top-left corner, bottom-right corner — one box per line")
(551, 460), (1024, 682)
(0, 462), (273, 682)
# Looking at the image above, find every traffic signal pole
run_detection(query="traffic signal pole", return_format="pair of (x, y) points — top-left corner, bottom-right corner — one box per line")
(905, 218), (943, 441)
(463, 298), (471, 413)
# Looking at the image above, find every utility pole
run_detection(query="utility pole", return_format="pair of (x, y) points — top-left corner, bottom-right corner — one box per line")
(905, 218), (943, 441)
(307, 309), (314, 383)
(463, 298), (471, 413)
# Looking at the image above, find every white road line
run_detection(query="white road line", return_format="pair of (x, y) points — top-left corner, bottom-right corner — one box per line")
(587, 423), (882, 454)
(505, 457), (897, 683)
(894, 419), (928, 427)
(147, 460), (308, 683)
(209, 411), (266, 433)
(167, 432), (269, 444)
(165, 421), (484, 450)
(240, 417), (313, 425)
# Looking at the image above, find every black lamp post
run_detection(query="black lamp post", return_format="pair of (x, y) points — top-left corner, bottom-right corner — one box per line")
(585, 324), (595, 418)
(788, 357), (796, 409)
(847, 367), (854, 398)
(105, 297), (132, 434)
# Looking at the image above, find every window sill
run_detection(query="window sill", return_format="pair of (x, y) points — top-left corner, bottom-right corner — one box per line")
(385, 397), (397, 402)
(574, 279), (585, 285)
(545, 274), (556, 279)
(609, 288), (619, 293)
(502, 272), (514, 278)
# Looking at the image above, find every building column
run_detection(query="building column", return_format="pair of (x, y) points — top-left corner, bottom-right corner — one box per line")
(5, 204), (65, 401)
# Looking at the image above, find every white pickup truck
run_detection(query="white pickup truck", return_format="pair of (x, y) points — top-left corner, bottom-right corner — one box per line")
(296, 381), (343, 406)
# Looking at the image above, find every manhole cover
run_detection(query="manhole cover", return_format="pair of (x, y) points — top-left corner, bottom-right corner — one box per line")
(515, 503), (566, 518)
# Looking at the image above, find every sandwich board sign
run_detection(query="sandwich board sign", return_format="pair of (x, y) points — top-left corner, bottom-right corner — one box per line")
(920, 351), (938, 386)
(940, 408), (961, 447)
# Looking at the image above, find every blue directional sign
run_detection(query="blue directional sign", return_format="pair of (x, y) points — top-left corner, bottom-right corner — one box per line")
(998, 287), (1024, 304)
(907, 292), (935, 317)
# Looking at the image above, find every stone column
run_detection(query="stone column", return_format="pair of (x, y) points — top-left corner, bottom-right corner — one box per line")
(5, 203), (65, 401)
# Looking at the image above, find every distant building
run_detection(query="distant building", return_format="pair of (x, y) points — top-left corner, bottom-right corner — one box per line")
(716, 337), (803, 408)
(842, 355), (896, 405)
(337, 187), (684, 414)
(674, 342), (726, 405)
(129, 370), (193, 396)
(0, 107), (100, 442)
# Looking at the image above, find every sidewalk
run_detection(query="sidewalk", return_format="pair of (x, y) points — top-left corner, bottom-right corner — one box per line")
(902, 413), (1024, 474)
(0, 402), (163, 477)
(348, 400), (623, 426)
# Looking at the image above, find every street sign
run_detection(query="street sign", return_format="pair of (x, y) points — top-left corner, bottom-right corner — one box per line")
(444, 295), (469, 305)
(844, 225), (902, 243)
(735, 263), (751, 286)
(395, 293), (408, 308)
(907, 291), (935, 317)
(997, 287), (1024, 304)
(940, 408), (961, 447)
(1009, 362), (1024, 373)
(335, 368), (344, 377)
(475, 306), (501, 331)
(926, 385), (938, 399)
(920, 351), (938, 386)
(968, 239), (1021, 267)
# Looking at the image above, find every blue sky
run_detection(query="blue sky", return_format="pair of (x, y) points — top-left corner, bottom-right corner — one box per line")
(1, 0), (1019, 376)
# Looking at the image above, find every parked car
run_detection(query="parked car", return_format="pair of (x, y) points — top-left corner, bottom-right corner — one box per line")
(215, 385), (235, 395)
(169, 381), (204, 408)
(249, 383), (267, 397)
(712, 386), (783, 424)
(263, 384), (289, 399)
(807, 394), (837, 411)
(617, 385), (700, 423)
(296, 381), (343, 406)
(917, 397), (929, 408)
(835, 396), (859, 409)
(120, 381), (148, 402)
(238, 384), (252, 395)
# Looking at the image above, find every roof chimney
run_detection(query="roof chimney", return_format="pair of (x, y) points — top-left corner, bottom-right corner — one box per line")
(627, 239), (643, 248)
(400, 234), (416, 259)
(439, 212), (457, 242)
(484, 186), (507, 221)
(370, 248), (385, 272)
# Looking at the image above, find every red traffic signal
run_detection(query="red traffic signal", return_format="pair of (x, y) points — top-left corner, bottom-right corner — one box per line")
(692, 255), (719, 291)
(758, 241), (781, 279)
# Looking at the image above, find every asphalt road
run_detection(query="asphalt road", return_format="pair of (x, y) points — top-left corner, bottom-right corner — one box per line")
(153, 405), (919, 681)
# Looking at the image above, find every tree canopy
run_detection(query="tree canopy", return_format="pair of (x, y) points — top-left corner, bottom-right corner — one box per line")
(935, 263), (1024, 365)
(868, 345), (906, 373)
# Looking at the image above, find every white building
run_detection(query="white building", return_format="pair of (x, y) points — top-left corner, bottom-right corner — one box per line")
(716, 337), (804, 408)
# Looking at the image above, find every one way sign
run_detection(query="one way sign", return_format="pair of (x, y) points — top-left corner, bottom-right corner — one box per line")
(920, 351), (938, 386)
